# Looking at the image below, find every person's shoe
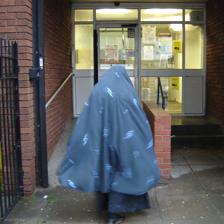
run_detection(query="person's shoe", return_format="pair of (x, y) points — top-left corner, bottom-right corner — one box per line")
(108, 214), (125, 224)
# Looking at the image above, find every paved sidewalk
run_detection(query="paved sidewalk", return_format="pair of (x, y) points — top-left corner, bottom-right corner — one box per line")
(4, 147), (224, 224)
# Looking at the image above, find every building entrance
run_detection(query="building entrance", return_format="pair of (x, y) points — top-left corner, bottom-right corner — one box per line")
(72, 5), (205, 116)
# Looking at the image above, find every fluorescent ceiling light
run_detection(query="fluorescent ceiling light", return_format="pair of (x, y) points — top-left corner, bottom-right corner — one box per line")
(97, 8), (130, 14)
(185, 25), (198, 31)
(169, 24), (182, 32)
(185, 14), (190, 21)
(145, 8), (181, 15)
(170, 24), (198, 32)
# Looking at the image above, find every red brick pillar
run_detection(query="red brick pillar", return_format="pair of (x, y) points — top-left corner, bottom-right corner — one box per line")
(207, 0), (224, 123)
(143, 102), (172, 179)
(0, 0), (36, 195)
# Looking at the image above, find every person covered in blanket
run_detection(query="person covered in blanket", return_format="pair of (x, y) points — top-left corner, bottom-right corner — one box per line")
(57, 65), (160, 224)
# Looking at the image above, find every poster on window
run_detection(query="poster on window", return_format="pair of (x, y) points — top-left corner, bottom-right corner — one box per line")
(158, 36), (172, 55)
(143, 45), (154, 60)
(142, 25), (156, 45)
(104, 45), (119, 63)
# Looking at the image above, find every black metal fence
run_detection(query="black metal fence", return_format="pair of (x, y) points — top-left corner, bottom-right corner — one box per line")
(0, 38), (23, 220)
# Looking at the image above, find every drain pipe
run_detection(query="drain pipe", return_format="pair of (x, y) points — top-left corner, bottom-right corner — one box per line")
(30, 0), (48, 188)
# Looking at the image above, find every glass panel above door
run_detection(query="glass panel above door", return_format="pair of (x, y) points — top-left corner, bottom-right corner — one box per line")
(141, 24), (182, 69)
(74, 10), (93, 22)
(96, 9), (138, 20)
(141, 9), (183, 21)
(185, 9), (204, 22)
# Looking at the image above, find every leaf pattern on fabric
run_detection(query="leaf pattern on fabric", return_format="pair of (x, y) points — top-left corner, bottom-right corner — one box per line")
(123, 130), (135, 140)
(105, 87), (113, 97)
(82, 134), (88, 146)
(146, 140), (153, 150)
(115, 72), (120, 78)
(67, 179), (77, 189)
(123, 109), (129, 114)
(133, 98), (138, 107)
(146, 177), (154, 186)
(69, 159), (75, 165)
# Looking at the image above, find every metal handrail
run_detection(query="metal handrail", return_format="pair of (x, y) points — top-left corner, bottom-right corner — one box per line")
(157, 77), (166, 110)
(45, 72), (74, 109)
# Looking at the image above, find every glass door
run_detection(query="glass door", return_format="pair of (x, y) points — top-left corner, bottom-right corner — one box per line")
(139, 10), (205, 115)
(140, 22), (184, 114)
(97, 24), (138, 89)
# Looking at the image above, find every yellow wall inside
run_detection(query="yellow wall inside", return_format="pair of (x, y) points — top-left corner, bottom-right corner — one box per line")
(75, 25), (93, 69)
(168, 77), (182, 103)
(185, 26), (203, 68)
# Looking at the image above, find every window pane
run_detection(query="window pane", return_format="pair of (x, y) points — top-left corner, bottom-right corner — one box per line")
(185, 9), (204, 22)
(74, 25), (93, 69)
(141, 24), (182, 69)
(185, 25), (203, 69)
(96, 9), (138, 20)
(99, 28), (135, 70)
(74, 10), (93, 21)
(141, 76), (182, 113)
(141, 9), (182, 21)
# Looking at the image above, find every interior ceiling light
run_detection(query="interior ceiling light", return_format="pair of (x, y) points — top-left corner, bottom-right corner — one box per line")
(97, 8), (130, 14)
(170, 24), (198, 32)
(185, 14), (190, 21)
(145, 8), (181, 15)
(169, 24), (182, 32)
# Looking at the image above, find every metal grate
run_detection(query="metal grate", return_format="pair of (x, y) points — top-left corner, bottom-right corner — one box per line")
(0, 38), (23, 220)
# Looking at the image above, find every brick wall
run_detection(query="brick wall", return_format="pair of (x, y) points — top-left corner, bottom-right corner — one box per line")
(0, 0), (35, 195)
(207, 0), (224, 123)
(44, 0), (73, 158)
(143, 102), (172, 179)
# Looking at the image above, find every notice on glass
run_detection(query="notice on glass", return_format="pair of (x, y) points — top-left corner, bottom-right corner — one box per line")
(143, 45), (154, 60)
(142, 25), (156, 45)
(158, 36), (172, 55)
(105, 45), (119, 63)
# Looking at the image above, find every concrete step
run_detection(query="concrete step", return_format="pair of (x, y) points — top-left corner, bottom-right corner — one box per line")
(172, 124), (223, 136)
(171, 116), (224, 148)
(172, 134), (224, 148)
